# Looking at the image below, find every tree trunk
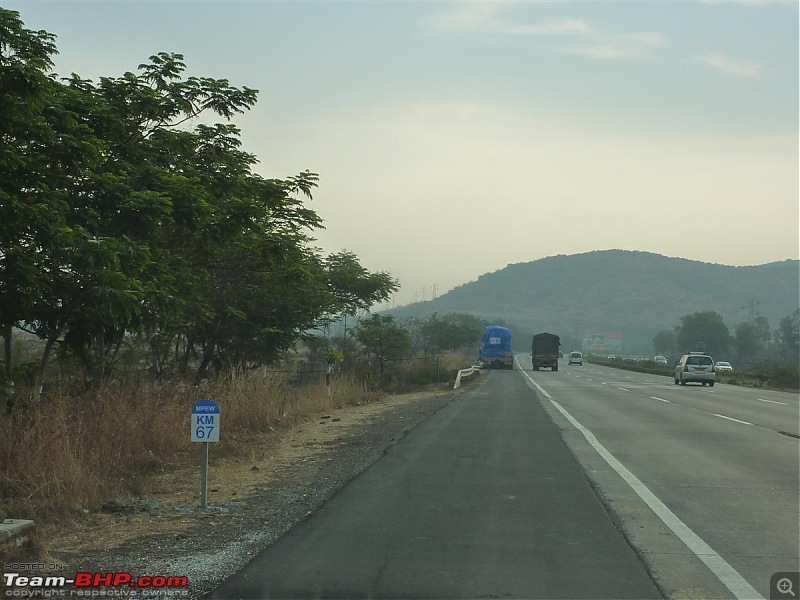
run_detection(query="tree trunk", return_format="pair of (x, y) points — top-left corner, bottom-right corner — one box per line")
(2, 325), (11, 381)
(33, 328), (62, 402)
(3, 324), (14, 413)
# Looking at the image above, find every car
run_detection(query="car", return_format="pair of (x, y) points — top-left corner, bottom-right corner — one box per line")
(654, 355), (668, 365)
(674, 351), (716, 386)
(568, 351), (583, 366)
(716, 361), (733, 372)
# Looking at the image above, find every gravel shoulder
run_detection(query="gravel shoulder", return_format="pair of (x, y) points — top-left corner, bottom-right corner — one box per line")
(47, 387), (461, 599)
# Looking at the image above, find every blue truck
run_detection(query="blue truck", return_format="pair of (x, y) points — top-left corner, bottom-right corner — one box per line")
(479, 325), (514, 370)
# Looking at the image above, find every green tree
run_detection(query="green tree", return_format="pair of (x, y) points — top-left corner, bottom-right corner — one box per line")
(417, 313), (482, 355)
(752, 315), (771, 349)
(675, 311), (731, 356)
(350, 314), (410, 382)
(773, 309), (799, 361)
(734, 321), (764, 364)
(1, 15), (394, 395)
(324, 250), (399, 336)
(652, 330), (676, 357)
(0, 8), (61, 404)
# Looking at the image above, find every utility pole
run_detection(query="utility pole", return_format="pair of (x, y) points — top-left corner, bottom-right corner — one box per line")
(742, 300), (759, 322)
(432, 284), (438, 300)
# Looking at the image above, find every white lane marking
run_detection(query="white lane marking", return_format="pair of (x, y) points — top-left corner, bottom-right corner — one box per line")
(586, 379), (593, 382)
(517, 365), (761, 600)
(758, 398), (787, 405)
(650, 396), (671, 403)
(601, 382), (608, 385)
(618, 387), (630, 392)
(713, 414), (752, 426)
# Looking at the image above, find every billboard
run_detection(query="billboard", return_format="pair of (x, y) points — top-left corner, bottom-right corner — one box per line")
(583, 330), (623, 354)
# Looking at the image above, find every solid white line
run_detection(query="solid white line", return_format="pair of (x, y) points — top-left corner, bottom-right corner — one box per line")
(758, 398), (787, 405)
(650, 396), (671, 403)
(517, 367), (761, 600)
(713, 414), (753, 426)
(618, 387), (630, 392)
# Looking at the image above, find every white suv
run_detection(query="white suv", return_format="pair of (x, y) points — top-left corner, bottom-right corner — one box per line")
(674, 352), (715, 386)
(568, 351), (583, 366)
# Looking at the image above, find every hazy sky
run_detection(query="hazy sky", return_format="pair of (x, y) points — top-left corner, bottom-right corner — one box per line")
(8, 0), (799, 307)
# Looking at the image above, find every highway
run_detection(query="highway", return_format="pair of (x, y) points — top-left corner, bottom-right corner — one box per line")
(210, 359), (799, 599)
(519, 356), (799, 599)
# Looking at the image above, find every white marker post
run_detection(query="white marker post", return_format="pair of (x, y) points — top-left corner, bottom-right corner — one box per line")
(191, 399), (220, 510)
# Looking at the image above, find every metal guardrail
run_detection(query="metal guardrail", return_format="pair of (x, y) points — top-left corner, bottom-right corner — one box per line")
(453, 366), (481, 390)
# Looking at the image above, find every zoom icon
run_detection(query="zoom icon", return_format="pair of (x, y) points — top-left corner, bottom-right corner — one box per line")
(772, 572), (800, 600)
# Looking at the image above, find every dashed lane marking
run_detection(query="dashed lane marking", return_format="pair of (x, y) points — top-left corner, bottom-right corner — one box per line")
(713, 414), (752, 426)
(514, 359), (762, 600)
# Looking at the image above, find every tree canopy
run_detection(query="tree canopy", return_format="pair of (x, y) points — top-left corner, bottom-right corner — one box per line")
(0, 9), (399, 401)
(675, 311), (731, 357)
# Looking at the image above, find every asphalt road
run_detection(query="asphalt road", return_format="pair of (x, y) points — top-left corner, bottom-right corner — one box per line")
(519, 357), (799, 600)
(210, 369), (663, 599)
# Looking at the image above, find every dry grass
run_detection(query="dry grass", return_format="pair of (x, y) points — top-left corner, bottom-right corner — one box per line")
(0, 371), (382, 527)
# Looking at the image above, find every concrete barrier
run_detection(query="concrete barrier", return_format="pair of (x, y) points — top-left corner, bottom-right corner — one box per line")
(0, 519), (35, 547)
(453, 366), (481, 390)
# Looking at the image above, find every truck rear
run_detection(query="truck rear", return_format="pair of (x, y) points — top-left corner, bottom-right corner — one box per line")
(479, 325), (514, 370)
(531, 332), (560, 371)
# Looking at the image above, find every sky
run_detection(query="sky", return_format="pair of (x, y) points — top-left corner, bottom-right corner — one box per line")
(7, 0), (799, 307)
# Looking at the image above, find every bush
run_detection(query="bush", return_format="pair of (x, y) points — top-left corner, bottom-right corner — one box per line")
(0, 370), (382, 526)
(749, 361), (799, 390)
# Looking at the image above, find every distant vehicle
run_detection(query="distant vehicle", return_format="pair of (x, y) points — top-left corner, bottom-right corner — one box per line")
(716, 361), (733, 372)
(479, 325), (513, 369)
(607, 354), (616, 360)
(674, 351), (716, 386)
(568, 351), (583, 366)
(654, 355), (668, 365)
(531, 332), (560, 371)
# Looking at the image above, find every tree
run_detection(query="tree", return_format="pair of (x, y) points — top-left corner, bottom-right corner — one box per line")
(0, 8), (60, 406)
(752, 315), (771, 350)
(652, 330), (676, 357)
(734, 321), (764, 364)
(350, 314), (410, 382)
(324, 251), (399, 336)
(773, 309), (799, 362)
(1, 16), (395, 396)
(416, 313), (482, 355)
(675, 311), (731, 357)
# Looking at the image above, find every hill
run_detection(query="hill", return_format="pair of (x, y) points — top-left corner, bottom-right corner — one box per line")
(386, 250), (799, 354)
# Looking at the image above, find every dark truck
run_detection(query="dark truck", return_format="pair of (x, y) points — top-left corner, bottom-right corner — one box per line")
(479, 325), (514, 370)
(531, 332), (560, 371)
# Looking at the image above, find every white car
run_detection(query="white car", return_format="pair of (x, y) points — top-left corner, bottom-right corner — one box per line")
(568, 351), (583, 366)
(674, 352), (715, 386)
(716, 361), (733, 372)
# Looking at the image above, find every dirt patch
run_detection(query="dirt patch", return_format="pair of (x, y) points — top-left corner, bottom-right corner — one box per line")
(39, 387), (459, 598)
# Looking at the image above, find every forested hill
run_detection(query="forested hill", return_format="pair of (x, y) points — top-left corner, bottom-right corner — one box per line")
(386, 250), (799, 353)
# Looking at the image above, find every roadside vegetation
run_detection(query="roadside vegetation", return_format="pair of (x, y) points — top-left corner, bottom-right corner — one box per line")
(0, 9), (502, 556)
(589, 308), (799, 391)
(0, 308), (484, 543)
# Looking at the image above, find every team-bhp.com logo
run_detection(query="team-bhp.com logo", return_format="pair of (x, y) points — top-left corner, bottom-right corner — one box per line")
(3, 572), (189, 597)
